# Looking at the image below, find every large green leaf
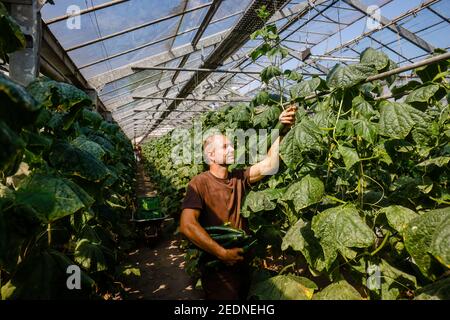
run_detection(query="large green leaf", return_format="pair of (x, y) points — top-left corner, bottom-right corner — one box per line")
(414, 277), (450, 300)
(241, 188), (284, 217)
(74, 238), (108, 272)
(0, 120), (25, 175)
(81, 108), (103, 129)
(360, 47), (390, 71)
(417, 156), (450, 168)
(378, 101), (426, 139)
(381, 205), (419, 235)
(352, 96), (377, 119)
(27, 77), (91, 111)
(289, 77), (321, 100)
(353, 119), (377, 144)
(0, 73), (40, 131)
(429, 218), (450, 269)
(313, 280), (363, 300)
(71, 135), (106, 160)
(249, 274), (317, 300)
(16, 172), (94, 223)
(260, 65), (282, 84)
(405, 84), (440, 103)
(252, 105), (282, 128)
(379, 259), (417, 300)
(281, 175), (324, 212)
(1, 249), (95, 299)
(404, 207), (450, 279)
(49, 141), (110, 182)
(281, 218), (328, 272)
(326, 63), (377, 89)
(280, 117), (324, 168)
(337, 145), (360, 170)
(312, 205), (376, 268)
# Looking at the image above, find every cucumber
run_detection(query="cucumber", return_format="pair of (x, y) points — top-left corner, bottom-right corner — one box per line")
(242, 239), (257, 253)
(204, 225), (245, 235)
(211, 233), (247, 243)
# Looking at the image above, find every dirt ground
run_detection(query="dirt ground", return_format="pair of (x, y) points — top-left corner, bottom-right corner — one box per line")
(123, 232), (205, 300)
(122, 161), (204, 300)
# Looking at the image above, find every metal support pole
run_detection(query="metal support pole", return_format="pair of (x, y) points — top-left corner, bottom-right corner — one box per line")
(298, 52), (450, 104)
(133, 96), (252, 103)
(131, 66), (262, 75)
(8, 0), (41, 86)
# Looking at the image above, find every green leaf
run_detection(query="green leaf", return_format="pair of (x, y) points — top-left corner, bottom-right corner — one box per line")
(414, 277), (450, 300)
(284, 69), (302, 82)
(360, 47), (390, 71)
(429, 218), (450, 269)
(281, 218), (328, 272)
(313, 280), (363, 300)
(290, 78), (321, 100)
(252, 105), (281, 129)
(414, 49), (449, 83)
(354, 119), (377, 144)
(352, 96), (376, 119)
(1, 249), (95, 299)
(417, 156), (450, 168)
(27, 77), (92, 112)
(71, 135), (106, 161)
(280, 117), (323, 168)
(49, 141), (110, 182)
(0, 73), (40, 131)
(312, 205), (376, 269)
(282, 175), (324, 212)
(16, 172), (94, 223)
(241, 189), (284, 217)
(378, 101), (426, 139)
(337, 145), (360, 170)
(378, 259), (417, 300)
(326, 63), (377, 89)
(405, 84), (440, 103)
(249, 274), (317, 300)
(261, 65), (282, 84)
(404, 207), (450, 279)
(0, 120), (26, 175)
(381, 205), (418, 235)
(74, 239), (108, 272)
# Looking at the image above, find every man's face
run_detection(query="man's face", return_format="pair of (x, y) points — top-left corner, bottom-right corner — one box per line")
(207, 135), (235, 165)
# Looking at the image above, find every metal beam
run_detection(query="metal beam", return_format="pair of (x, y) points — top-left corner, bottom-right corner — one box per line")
(88, 0), (311, 90)
(133, 96), (252, 102)
(45, 0), (130, 25)
(343, 0), (435, 53)
(66, 2), (211, 52)
(88, 29), (229, 89)
(132, 66), (262, 74)
(139, 0), (292, 141)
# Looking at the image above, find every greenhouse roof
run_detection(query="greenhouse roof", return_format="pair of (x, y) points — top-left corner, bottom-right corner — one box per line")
(40, 0), (450, 141)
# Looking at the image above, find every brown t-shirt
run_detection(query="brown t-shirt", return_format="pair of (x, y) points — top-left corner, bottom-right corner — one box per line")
(181, 168), (251, 230)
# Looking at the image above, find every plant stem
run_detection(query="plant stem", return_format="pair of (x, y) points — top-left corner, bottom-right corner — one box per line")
(370, 231), (391, 256)
(47, 223), (52, 246)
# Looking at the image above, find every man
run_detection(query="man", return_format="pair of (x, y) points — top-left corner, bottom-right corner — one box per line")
(179, 105), (297, 300)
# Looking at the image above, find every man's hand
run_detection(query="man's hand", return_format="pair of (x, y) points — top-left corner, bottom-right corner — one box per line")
(279, 105), (297, 128)
(218, 247), (244, 266)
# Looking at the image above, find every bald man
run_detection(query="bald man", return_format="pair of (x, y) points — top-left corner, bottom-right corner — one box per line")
(179, 105), (297, 300)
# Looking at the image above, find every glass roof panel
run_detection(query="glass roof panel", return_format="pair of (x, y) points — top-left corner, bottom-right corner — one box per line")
(178, 6), (209, 33)
(44, 0), (185, 48)
(68, 16), (180, 67)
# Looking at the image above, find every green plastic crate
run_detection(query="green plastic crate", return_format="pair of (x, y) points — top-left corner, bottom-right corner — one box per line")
(138, 197), (160, 211)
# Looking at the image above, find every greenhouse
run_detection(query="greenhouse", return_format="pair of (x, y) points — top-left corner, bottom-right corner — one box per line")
(0, 0), (449, 303)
